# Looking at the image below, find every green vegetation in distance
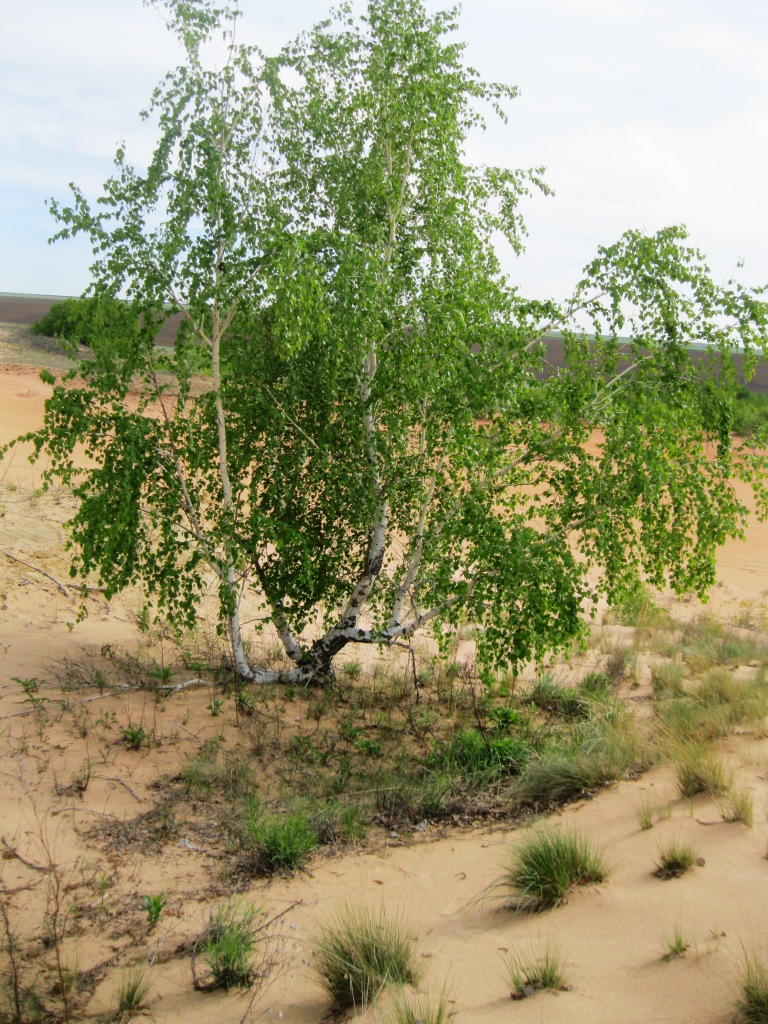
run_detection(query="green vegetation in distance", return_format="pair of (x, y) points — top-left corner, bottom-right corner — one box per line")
(9, 0), (768, 686)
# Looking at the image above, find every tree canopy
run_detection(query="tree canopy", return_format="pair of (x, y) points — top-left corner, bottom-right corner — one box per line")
(14, 0), (768, 684)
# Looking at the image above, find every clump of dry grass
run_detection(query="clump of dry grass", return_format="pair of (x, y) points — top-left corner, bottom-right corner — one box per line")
(502, 826), (607, 911)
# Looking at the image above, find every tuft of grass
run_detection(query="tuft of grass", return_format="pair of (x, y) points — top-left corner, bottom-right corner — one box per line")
(670, 740), (732, 798)
(200, 900), (258, 989)
(661, 923), (690, 960)
(636, 795), (656, 830)
(429, 728), (531, 782)
(180, 742), (256, 799)
(718, 787), (755, 827)
(504, 943), (569, 998)
(737, 946), (768, 1023)
(654, 836), (698, 879)
(311, 904), (420, 1009)
(502, 825), (607, 911)
(515, 698), (649, 807)
(650, 663), (686, 698)
(390, 990), (452, 1023)
(636, 795), (672, 830)
(526, 676), (586, 718)
(242, 806), (318, 874)
(115, 961), (153, 1014)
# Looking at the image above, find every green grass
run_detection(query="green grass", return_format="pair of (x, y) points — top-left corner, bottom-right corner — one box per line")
(115, 961), (152, 1014)
(311, 904), (421, 1009)
(526, 677), (587, 719)
(180, 741), (257, 799)
(390, 990), (452, 1023)
(201, 900), (259, 989)
(502, 825), (607, 911)
(654, 837), (698, 879)
(515, 698), (648, 807)
(661, 923), (690, 959)
(738, 946), (768, 1023)
(650, 663), (686, 698)
(718, 787), (755, 827)
(504, 943), (569, 999)
(669, 741), (732, 798)
(428, 728), (531, 781)
(241, 805), (319, 873)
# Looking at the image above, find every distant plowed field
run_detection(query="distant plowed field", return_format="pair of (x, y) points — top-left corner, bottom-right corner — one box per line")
(2, 293), (766, 393)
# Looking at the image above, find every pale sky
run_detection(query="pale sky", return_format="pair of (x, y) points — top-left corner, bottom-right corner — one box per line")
(2, 0), (767, 302)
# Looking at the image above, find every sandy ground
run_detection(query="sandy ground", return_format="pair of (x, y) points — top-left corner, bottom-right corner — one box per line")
(2, 331), (768, 1023)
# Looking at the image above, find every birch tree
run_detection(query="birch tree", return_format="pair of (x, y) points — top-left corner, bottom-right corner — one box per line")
(18, 0), (768, 684)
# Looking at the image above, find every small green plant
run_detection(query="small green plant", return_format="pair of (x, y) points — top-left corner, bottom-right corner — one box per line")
(504, 942), (569, 998)
(122, 724), (147, 750)
(502, 826), (607, 911)
(654, 837), (698, 879)
(141, 894), (166, 927)
(737, 945), (768, 1023)
(115, 961), (153, 1014)
(12, 676), (49, 709)
(661, 923), (690, 959)
(311, 904), (420, 1009)
(207, 697), (224, 717)
(199, 900), (259, 990)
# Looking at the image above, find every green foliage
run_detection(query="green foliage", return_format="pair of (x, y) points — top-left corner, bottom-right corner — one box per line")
(140, 894), (166, 928)
(504, 943), (569, 998)
(732, 386), (768, 441)
(738, 946), (768, 1023)
(242, 807), (319, 874)
(200, 900), (259, 990)
(32, 295), (137, 354)
(311, 904), (420, 1008)
(502, 826), (607, 911)
(16, 0), (768, 685)
(428, 728), (531, 780)
(654, 837), (698, 879)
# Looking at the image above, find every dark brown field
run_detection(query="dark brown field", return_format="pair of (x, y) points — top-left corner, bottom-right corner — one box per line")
(2, 293), (766, 393)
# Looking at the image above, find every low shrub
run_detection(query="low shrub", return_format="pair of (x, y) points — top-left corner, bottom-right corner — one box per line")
(311, 904), (420, 1009)
(502, 825), (607, 911)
